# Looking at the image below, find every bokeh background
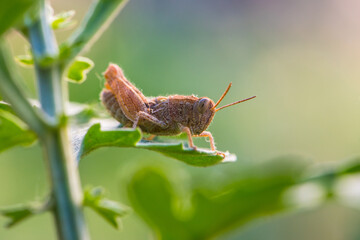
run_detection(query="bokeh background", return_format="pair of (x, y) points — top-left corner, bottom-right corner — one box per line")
(2, 0), (360, 239)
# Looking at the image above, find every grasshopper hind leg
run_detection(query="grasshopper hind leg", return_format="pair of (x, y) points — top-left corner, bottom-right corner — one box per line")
(132, 111), (168, 129)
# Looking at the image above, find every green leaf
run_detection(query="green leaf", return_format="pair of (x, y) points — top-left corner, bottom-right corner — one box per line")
(66, 56), (94, 83)
(51, 10), (76, 30)
(79, 123), (142, 157)
(77, 123), (234, 167)
(127, 167), (189, 240)
(1, 206), (34, 228)
(127, 158), (306, 240)
(338, 157), (360, 175)
(15, 54), (33, 67)
(0, 199), (50, 228)
(0, 0), (39, 37)
(0, 110), (36, 153)
(83, 186), (131, 229)
(136, 142), (224, 166)
(0, 101), (16, 115)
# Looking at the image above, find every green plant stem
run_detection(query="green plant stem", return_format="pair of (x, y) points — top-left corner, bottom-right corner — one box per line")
(26, 1), (89, 239)
(0, 40), (46, 135)
(27, 5), (62, 120)
(61, 0), (128, 64)
(41, 129), (89, 240)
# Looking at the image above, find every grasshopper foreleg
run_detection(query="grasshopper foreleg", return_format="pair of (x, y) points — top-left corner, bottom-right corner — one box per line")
(181, 128), (218, 152)
(194, 131), (216, 151)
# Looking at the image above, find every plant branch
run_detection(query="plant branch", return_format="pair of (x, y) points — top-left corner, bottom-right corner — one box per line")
(60, 0), (129, 64)
(26, 1), (89, 239)
(0, 40), (46, 135)
(27, 2), (63, 121)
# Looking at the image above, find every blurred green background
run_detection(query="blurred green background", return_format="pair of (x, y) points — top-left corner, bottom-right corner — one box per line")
(2, 0), (360, 239)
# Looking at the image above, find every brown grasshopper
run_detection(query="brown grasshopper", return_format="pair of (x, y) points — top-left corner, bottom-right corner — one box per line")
(101, 64), (255, 153)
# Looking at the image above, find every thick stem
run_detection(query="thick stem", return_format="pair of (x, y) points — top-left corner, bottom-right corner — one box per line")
(42, 128), (88, 240)
(27, 2), (63, 121)
(26, 1), (89, 239)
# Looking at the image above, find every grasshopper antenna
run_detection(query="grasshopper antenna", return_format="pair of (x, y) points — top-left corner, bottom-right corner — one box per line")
(213, 82), (233, 109)
(215, 96), (256, 112)
(212, 82), (256, 112)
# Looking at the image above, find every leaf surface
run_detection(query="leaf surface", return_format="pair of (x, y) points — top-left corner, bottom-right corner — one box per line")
(51, 10), (76, 30)
(0, 110), (36, 153)
(66, 56), (94, 83)
(77, 123), (234, 167)
(0, 0), (38, 37)
(127, 159), (307, 239)
(83, 186), (131, 229)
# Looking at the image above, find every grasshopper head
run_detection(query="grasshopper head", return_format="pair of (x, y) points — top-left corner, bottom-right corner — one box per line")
(191, 83), (256, 135)
(191, 97), (216, 135)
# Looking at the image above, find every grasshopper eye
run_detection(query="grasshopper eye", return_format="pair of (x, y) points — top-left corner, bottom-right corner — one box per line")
(196, 98), (211, 114)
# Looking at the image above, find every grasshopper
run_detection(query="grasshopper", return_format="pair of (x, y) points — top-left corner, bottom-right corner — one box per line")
(101, 64), (255, 153)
